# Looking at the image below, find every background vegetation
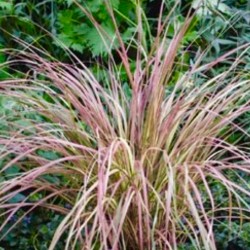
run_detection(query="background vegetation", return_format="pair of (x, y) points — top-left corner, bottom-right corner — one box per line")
(0, 0), (250, 249)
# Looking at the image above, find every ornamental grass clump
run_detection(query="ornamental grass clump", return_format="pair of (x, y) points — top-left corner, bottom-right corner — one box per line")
(0, 1), (250, 249)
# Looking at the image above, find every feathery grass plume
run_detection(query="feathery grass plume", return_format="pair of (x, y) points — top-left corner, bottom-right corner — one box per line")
(0, 0), (250, 249)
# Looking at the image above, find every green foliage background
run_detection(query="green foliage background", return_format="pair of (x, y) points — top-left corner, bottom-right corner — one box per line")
(0, 0), (250, 249)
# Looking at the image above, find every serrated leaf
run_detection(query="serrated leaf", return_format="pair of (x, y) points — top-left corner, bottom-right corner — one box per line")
(111, 0), (120, 9)
(73, 23), (88, 35)
(119, 0), (134, 16)
(0, 1), (13, 11)
(66, 0), (73, 7)
(122, 27), (136, 42)
(56, 33), (73, 48)
(86, 0), (103, 12)
(57, 10), (74, 26)
(87, 0), (120, 14)
(85, 23), (116, 56)
(71, 43), (84, 52)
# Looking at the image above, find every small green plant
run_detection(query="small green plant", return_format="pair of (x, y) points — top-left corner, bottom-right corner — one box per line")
(0, 1), (250, 249)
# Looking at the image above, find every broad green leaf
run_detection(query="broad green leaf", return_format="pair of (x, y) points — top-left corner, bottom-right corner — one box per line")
(36, 149), (61, 160)
(8, 193), (26, 203)
(42, 174), (60, 185)
(4, 165), (20, 176)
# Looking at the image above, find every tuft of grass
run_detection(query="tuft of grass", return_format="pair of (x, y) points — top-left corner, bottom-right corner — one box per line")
(0, 1), (250, 249)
